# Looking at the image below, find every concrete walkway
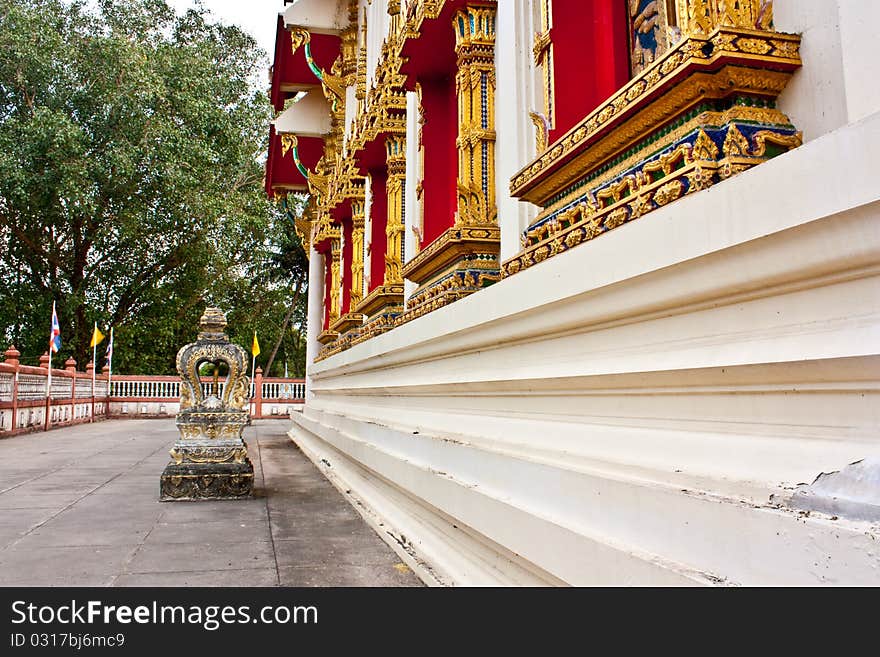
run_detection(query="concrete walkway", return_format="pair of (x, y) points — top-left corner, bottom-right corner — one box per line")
(0, 419), (422, 587)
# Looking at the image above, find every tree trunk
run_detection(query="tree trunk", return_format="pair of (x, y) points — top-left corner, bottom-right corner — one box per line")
(264, 277), (304, 376)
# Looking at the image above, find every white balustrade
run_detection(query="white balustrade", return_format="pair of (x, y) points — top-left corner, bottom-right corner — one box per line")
(0, 373), (12, 402)
(17, 374), (47, 401)
(0, 363), (304, 436)
(260, 381), (306, 400)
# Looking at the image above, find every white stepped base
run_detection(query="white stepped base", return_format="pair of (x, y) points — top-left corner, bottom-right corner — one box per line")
(291, 408), (880, 586)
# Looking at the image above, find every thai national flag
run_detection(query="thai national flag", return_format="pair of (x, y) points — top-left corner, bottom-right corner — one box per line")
(105, 332), (113, 361)
(49, 302), (61, 353)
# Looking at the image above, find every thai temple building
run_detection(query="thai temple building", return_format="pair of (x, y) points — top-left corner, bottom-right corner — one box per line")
(266, 0), (880, 585)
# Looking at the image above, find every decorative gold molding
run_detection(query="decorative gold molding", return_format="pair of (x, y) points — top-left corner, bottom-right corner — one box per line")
(290, 27), (310, 55)
(503, 124), (802, 277)
(353, 283), (405, 319)
(529, 111), (549, 155)
(527, 104), (790, 226)
(401, 266), (500, 324)
(510, 27), (801, 203)
(330, 311), (365, 335)
(402, 224), (500, 285)
(317, 329), (340, 346)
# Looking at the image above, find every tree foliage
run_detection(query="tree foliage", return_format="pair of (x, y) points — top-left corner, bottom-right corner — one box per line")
(0, 0), (308, 375)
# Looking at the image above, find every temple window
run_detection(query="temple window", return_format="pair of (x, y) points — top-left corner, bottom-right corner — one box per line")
(533, 0), (630, 150)
(505, 0), (804, 277)
(367, 168), (389, 295)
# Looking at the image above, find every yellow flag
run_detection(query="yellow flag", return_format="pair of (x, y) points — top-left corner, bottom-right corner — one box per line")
(252, 331), (260, 357)
(90, 324), (105, 348)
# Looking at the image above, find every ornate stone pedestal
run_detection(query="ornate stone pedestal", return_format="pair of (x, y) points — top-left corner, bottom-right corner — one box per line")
(160, 307), (254, 501)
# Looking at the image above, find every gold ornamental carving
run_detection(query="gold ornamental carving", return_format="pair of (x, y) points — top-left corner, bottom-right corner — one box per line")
(454, 4), (497, 227)
(329, 238), (342, 325)
(161, 307), (253, 500)
(510, 23), (801, 202)
(350, 198), (367, 308)
(384, 135), (406, 286)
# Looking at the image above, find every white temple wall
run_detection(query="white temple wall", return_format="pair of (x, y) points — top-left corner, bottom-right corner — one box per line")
(294, 106), (880, 586)
(776, 0), (880, 142)
(836, 1), (880, 124)
(292, 1), (880, 585)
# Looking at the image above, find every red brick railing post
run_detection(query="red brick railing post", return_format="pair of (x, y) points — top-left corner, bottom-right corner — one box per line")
(86, 360), (95, 423)
(65, 357), (77, 427)
(254, 367), (264, 419)
(39, 352), (50, 430)
(102, 363), (110, 417)
(4, 345), (21, 432)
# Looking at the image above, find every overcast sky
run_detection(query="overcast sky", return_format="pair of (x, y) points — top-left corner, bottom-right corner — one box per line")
(166, 0), (283, 62)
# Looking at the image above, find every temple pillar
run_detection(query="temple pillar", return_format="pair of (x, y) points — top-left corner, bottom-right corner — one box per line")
(496, 0), (539, 261)
(365, 169), (388, 296)
(404, 89), (421, 307)
(315, 213), (341, 347)
(400, 2), (502, 322)
(350, 199), (366, 311)
(322, 248), (332, 330)
(384, 134), (406, 287)
(304, 244), (324, 400)
(363, 175), (372, 297)
(340, 221), (352, 316)
(328, 237), (341, 326)
(351, 139), (406, 343)
(325, 193), (368, 355)
(454, 3), (497, 226)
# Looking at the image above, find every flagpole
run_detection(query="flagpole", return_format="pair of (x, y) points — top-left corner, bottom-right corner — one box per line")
(91, 322), (97, 423)
(45, 301), (55, 431)
(107, 328), (113, 401)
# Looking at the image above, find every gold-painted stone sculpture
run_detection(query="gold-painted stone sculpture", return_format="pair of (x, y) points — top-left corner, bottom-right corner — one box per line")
(160, 307), (253, 500)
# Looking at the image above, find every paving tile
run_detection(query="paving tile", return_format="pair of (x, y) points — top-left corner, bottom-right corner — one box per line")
(126, 540), (276, 574)
(274, 535), (403, 568)
(278, 563), (422, 587)
(19, 520), (154, 547)
(144, 520), (272, 545)
(269, 515), (375, 542)
(0, 490), (84, 509)
(158, 500), (270, 525)
(0, 545), (139, 586)
(0, 507), (60, 547)
(112, 568), (278, 587)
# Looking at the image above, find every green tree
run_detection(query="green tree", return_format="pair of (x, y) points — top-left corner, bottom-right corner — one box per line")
(0, 0), (307, 374)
